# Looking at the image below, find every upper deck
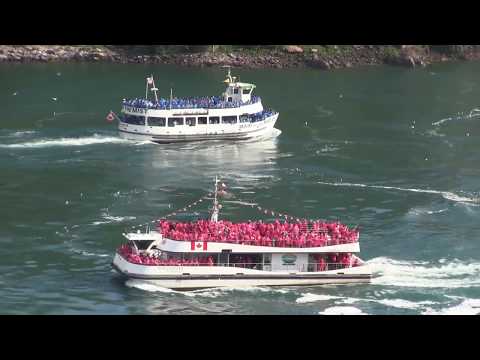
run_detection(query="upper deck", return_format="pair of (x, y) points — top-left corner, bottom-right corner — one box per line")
(122, 95), (261, 111)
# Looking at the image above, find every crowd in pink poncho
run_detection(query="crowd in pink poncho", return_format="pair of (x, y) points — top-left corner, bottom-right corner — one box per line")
(312, 253), (361, 271)
(118, 244), (362, 270)
(118, 244), (215, 266)
(156, 219), (359, 247)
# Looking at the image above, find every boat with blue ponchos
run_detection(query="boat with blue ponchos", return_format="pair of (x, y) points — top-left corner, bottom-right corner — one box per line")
(115, 67), (280, 143)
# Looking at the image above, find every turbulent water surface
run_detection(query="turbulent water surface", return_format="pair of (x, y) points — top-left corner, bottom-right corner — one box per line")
(1, 62), (480, 314)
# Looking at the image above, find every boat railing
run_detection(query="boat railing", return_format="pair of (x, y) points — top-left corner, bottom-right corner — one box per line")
(160, 235), (357, 247)
(118, 249), (358, 271)
(211, 262), (353, 272)
(122, 95), (262, 111)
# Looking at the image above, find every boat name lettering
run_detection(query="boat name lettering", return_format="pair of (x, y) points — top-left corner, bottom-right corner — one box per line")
(123, 106), (147, 114)
(173, 110), (208, 116)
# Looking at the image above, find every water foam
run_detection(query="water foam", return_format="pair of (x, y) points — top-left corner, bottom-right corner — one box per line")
(317, 181), (479, 204)
(9, 130), (37, 137)
(407, 207), (449, 216)
(0, 135), (133, 148)
(223, 200), (258, 207)
(422, 298), (480, 315)
(72, 249), (111, 258)
(369, 257), (480, 289)
(297, 292), (435, 311)
(296, 293), (343, 304)
(124, 281), (292, 298)
(319, 306), (367, 315)
(316, 145), (341, 154)
(125, 279), (227, 297)
(125, 280), (177, 293)
(432, 108), (480, 126)
(374, 299), (435, 310)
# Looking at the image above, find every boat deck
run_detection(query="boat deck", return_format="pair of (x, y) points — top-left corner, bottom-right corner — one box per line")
(123, 95), (261, 110)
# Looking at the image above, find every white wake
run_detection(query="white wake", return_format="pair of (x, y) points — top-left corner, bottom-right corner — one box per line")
(0, 135), (134, 148)
(369, 257), (480, 289)
(432, 108), (480, 126)
(317, 181), (479, 204)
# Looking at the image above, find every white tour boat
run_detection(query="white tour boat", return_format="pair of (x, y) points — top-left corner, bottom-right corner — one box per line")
(115, 67), (279, 143)
(112, 178), (372, 290)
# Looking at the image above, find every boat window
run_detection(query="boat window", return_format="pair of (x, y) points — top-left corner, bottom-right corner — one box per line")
(186, 117), (196, 126)
(239, 114), (250, 123)
(228, 97), (233, 102)
(148, 117), (166, 126)
(133, 240), (153, 250)
(168, 117), (184, 127)
(197, 116), (207, 125)
(209, 116), (220, 124)
(222, 115), (237, 124)
(233, 88), (239, 94)
(242, 89), (251, 94)
(263, 254), (271, 265)
(123, 114), (145, 126)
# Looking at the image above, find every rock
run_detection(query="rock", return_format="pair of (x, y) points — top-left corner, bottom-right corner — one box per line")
(408, 56), (415, 67)
(283, 45), (304, 54)
(309, 55), (330, 70)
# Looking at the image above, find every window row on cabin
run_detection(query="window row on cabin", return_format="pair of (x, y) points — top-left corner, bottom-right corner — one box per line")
(122, 114), (257, 126)
(232, 88), (253, 95)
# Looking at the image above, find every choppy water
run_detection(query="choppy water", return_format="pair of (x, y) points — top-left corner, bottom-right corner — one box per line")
(1, 62), (480, 314)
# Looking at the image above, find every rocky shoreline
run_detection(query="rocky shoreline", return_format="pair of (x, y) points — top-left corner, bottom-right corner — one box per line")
(1, 45), (480, 70)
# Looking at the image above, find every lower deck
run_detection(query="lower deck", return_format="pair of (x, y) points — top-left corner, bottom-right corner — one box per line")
(117, 112), (278, 142)
(112, 252), (372, 289)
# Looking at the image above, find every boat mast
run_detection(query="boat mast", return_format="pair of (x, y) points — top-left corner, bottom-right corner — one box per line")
(146, 75), (159, 102)
(151, 75), (159, 103)
(210, 176), (220, 222)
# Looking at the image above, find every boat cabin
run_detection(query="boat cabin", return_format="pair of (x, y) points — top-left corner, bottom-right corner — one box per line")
(223, 81), (256, 104)
(222, 68), (256, 104)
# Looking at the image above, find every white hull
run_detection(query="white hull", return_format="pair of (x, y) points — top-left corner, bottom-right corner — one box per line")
(118, 114), (278, 143)
(112, 254), (372, 290)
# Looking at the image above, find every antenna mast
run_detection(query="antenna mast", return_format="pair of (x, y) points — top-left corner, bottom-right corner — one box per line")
(210, 176), (220, 222)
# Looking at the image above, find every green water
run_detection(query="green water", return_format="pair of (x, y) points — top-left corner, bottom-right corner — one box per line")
(1, 61), (480, 314)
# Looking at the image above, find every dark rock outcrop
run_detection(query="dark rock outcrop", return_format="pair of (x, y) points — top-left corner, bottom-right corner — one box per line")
(1, 45), (479, 71)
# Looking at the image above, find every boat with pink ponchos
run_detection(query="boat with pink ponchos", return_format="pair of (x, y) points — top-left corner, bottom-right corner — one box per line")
(112, 178), (372, 290)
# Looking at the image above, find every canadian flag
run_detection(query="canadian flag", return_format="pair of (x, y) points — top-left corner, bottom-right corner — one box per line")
(191, 241), (207, 251)
(105, 111), (115, 122)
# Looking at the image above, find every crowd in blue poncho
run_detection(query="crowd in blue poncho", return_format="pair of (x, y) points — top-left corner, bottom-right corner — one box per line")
(122, 95), (261, 110)
(251, 110), (276, 122)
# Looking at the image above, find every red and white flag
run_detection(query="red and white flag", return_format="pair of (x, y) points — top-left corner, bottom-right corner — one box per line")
(105, 111), (115, 122)
(190, 241), (208, 251)
(147, 76), (154, 85)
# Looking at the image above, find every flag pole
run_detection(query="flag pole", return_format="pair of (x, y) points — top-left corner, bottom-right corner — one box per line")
(145, 77), (148, 100)
(110, 110), (122, 122)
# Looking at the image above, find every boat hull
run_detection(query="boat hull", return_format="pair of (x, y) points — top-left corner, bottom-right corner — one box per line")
(118, 114), (278, 144)
(112, 254), (372, 290)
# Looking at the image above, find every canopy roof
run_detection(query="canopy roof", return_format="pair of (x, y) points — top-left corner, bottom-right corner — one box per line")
(231, 82), (256, 89)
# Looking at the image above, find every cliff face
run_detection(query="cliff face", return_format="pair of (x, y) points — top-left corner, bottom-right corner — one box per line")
(1, 45), (479, 70)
